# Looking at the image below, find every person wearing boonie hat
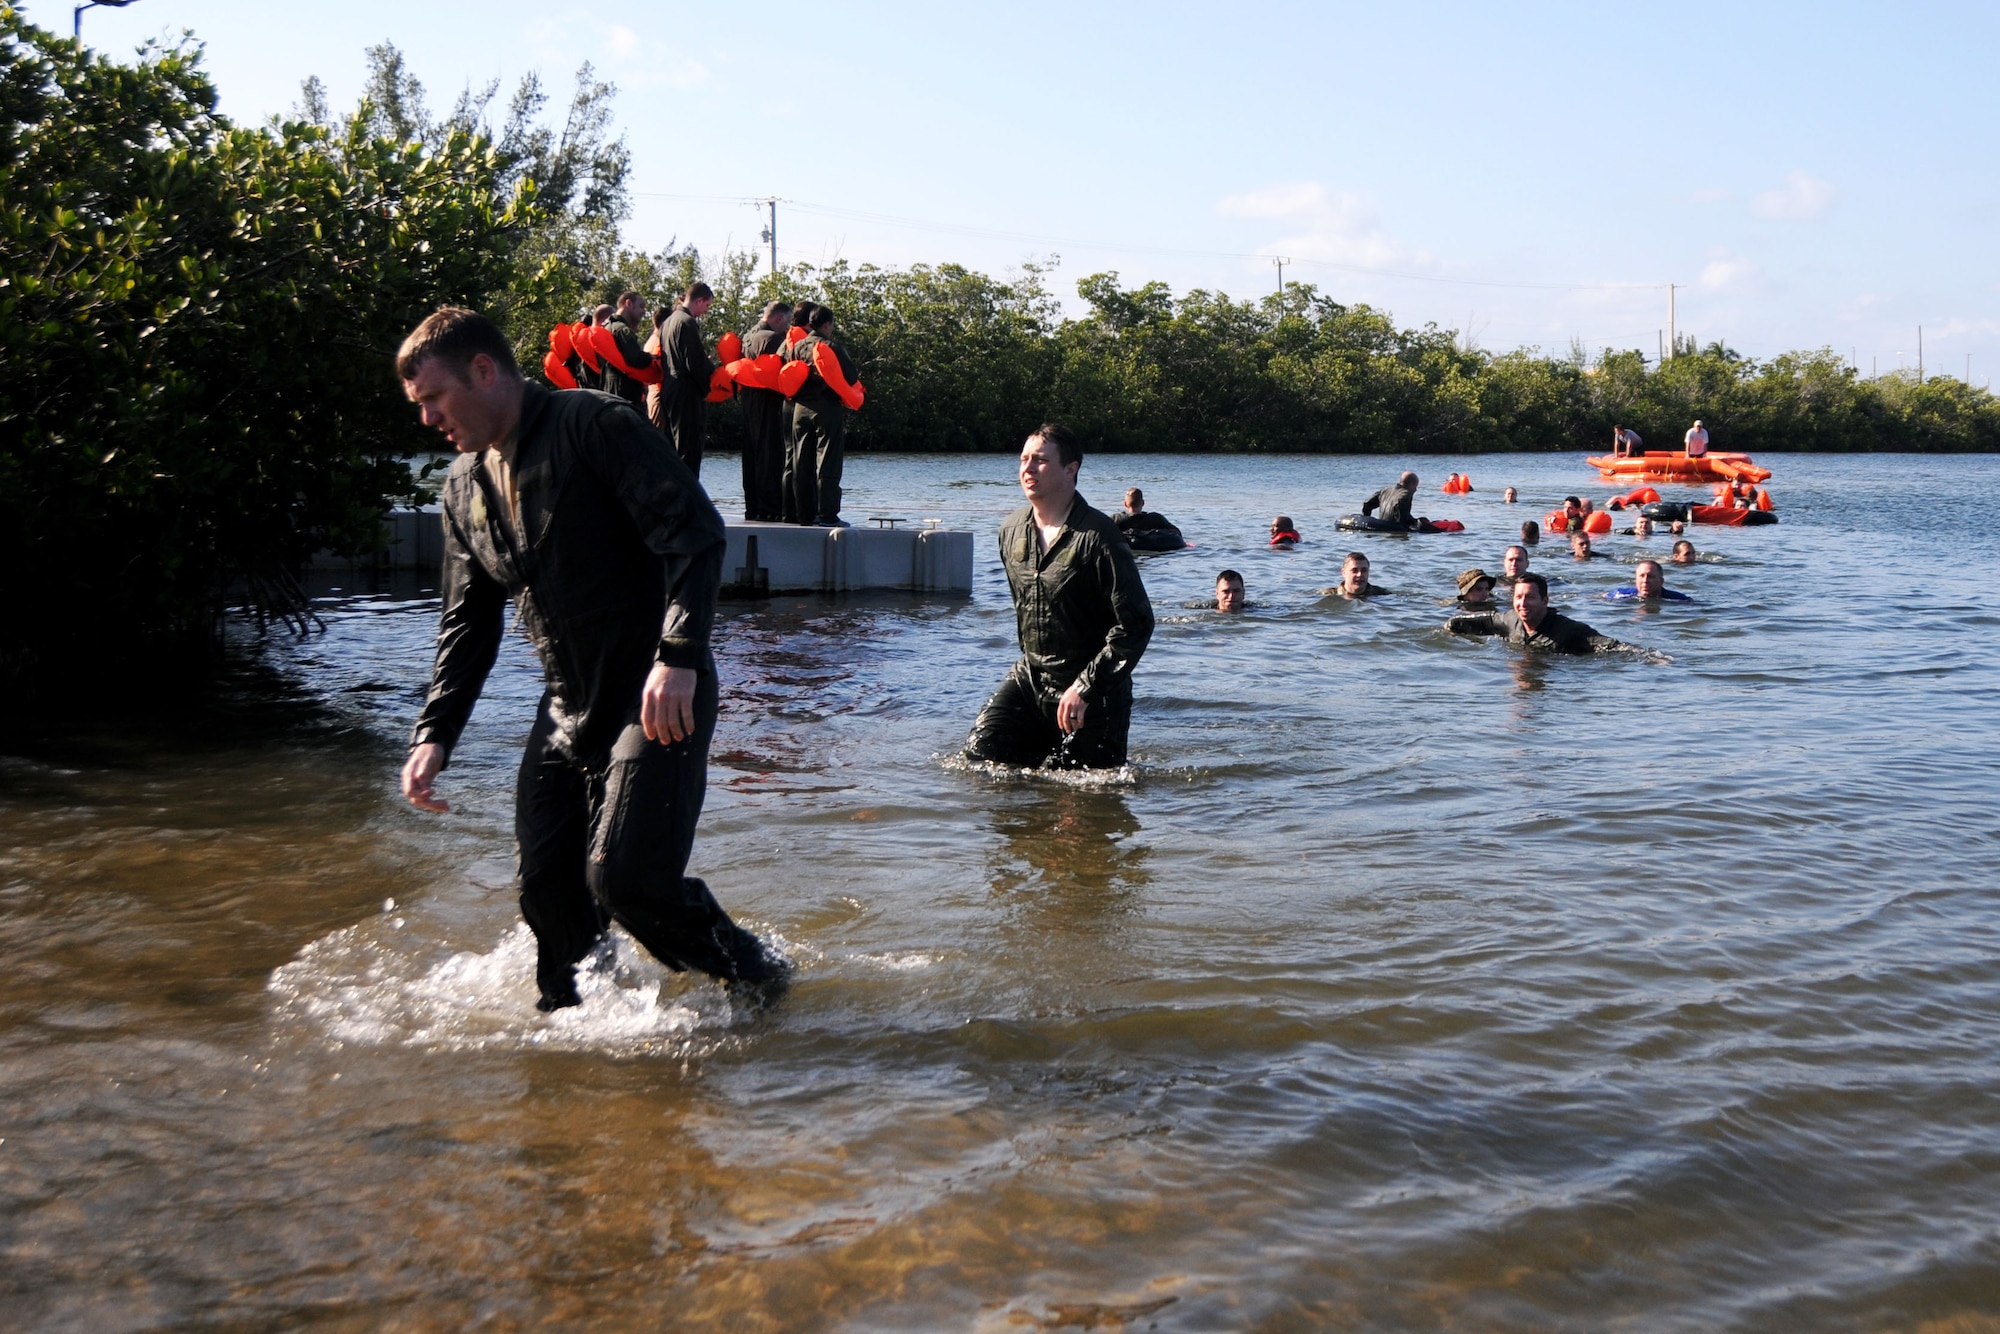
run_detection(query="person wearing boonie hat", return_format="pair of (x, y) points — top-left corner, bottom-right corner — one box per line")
(1456, 568), (1496, 605)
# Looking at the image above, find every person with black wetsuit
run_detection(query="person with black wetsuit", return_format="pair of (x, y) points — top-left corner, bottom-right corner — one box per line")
(1446, 572), (1628, 654)
(657, 282), (715, 478)
(788, 306), (860, 526)
(596, 291), (658, 411)
(1360, 471), (1420, 528)
(738, 301), (791, 521)
(777, 302), (817, 523)
(1114, 487), (1186, 551)
(963, 423), (1154, 769)
(396, 307), (785, 1013)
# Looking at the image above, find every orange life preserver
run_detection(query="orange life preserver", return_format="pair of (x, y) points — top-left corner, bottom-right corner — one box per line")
(724, 352), (784, 392)
(587, 325), (662, 385)
(784, 325), (808, 347)
(542, 348), (577, 390)
(777, 359), (812, 397)
(1611, 485), (1659, 509)
(704, 364), (736, 403)
(1755, 488), (1773, 512)
(1583, 510), (1612, 534)
(811, 341), (866, 411)
(1270, 529), (1302, 547)
(1545, 509), (1570, 533)
(570, 321), (602, 374)
(1441, 473), (1461, 494)
(715, 331), (743, 365)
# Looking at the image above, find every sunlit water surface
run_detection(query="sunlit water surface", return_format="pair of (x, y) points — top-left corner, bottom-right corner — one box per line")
(4, 453), (1998, 1331)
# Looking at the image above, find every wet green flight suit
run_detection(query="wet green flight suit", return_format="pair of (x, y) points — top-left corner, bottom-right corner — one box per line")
(964, 494), (1154, 769)
(597, 318), (656, 411)
(739, 323), (787, 521)
(658, 307), (712, 478)
(788, 331), (857, 525)
(1445, 608), (1625, 654)
(411, 383), (782, 1009)
(1360, 482), (1417, 527)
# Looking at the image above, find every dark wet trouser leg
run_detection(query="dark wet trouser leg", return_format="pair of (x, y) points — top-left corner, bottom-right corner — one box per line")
(805, 407), (846, 525)
(1056, 675), (1132, 769)
(671, 395), (705, 479)
(515, 704), (609, 1009)
(778, 402), (800, 523)
(585, 672), (781, 984)
(963, 662), (1063, 768)
(740, 389), (781, 520)
(787, 412), (817, 525)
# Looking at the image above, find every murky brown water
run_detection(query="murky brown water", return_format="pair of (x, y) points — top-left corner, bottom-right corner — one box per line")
(5, 453), (1999, 1330)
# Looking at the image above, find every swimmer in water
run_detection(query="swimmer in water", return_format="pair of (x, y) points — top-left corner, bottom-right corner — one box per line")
(1671, 539), (1697, 564)
(1503, 486), (1518, 503)
(1324, 551), (1391, 599)
(1446, 572), (1630, 654)
(1360, 471), (1420, 529)
(1270, 515), (1302, 547)
(1456, 568), (1497, 605)
(1114, 486), (1186, 550)
(1496, 544), (1531, 586)
(1617, 514), (1654, 538)
(1214, 569), (1245, 612)
(1521, 520), (1541, 546)
(1570, 531), (1608, 560)
(1604, 558), (1691, 602)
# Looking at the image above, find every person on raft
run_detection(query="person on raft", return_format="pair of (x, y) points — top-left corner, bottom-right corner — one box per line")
(395, 306), (788, 1013)
(1456, 569), (1497, 605)
(596, 291), (658, 412)
(1671, 539), (1698, 564)
(1685, 419), (1710, 458)
(1214, 570), (1245, 613)
(1605, 559), (1690, 603)
(1114, 488), (1187, 551)
(963, 423), (1154, 771)
(1360, 471), (1421, 529)
(1324, 552), (1391, 599)
(1497, 544), (1532, 586)
(1270, 515), (1302, 547)
(657, 282), (715, 478)
(1446, 572), (1630, 654)
(737, 300), (792, 522)
(1612, 424), (1644, 458)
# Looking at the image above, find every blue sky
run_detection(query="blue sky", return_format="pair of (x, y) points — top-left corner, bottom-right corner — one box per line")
(60, 0), (2000, 380)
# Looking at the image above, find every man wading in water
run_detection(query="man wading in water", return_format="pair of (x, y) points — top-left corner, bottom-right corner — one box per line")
(397, 307), (787, 1012)
(963, 423), (1153, 769)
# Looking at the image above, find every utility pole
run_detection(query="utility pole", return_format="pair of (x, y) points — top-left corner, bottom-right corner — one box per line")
(1967, 353), (1973, 385)
(1272, 256), (1288, 298)
(74, 0), (137, 38)
(1667, 283), (1676, 360)
(1658, 330), (1664, 366)
(755, 196), (780, 276)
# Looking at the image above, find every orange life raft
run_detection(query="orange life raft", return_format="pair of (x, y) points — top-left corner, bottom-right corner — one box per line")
(1585, 450), (1772, 485)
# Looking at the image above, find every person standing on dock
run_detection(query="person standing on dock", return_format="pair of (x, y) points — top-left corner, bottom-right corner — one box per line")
(658, 283), (715, 478)
(777, 302), (817, 523)
(964, 424), (1154, 770)
(1684, 419), (1709, 458)
(598, 291), (657, 411)
(395, 307), (787, 1013)
(739, 301), (792, 521)
(788, 306), (861, 527)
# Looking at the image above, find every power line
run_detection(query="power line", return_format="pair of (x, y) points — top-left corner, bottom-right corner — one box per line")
(628, 191), (1670, 294)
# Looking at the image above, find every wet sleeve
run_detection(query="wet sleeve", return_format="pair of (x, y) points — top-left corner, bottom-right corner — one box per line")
(613, 326), (656, 373)
(409, 504), (506, 763)
(1360, 489), (1381, 516)
(589, 400), (727, 669)
(1446, 614), (1504, 637)
(1072, 533), (1154, 700)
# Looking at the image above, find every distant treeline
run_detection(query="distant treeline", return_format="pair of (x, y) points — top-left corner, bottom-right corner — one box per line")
(654, 261), (2000, 457)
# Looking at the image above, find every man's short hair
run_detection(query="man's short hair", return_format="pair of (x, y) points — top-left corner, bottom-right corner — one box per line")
(396, 306), (520, 382)
(618, 290), (642, 306)
(1343, 551), (1368, 567)
(762, 300), (793, 321)
(791, 301), (817, 328)
(809, 306), (834, 331)
(1399, 471), (1418, 487)
(1563, 495), (1581, 508)
(1517, 572), (1549, 598)
(1635, 559), (1663, 577)
(1504, 544), (1527, 561)
(1522, 520), (1541, 541)
(593, 303), (615, 324)
(1029, 422), (1081, 468)
(1216, 569), (1242, 586)
(1125, 487), (1144, 508)
(685, 282), (713, 302)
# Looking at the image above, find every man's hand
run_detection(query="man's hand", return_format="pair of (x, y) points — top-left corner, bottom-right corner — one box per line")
(641, 663), (698, 744)
(402, 743), (450, 813)
(1056, 684), (1088, 734)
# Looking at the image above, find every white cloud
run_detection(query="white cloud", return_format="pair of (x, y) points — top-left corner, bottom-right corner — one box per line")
(1215, 182), (1422, 272)
(1698, 255), (1759, 291)
(1750, 170), (1834, 221)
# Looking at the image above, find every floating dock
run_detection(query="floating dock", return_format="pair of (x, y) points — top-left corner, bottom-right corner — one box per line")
(313, 510), (974, 596)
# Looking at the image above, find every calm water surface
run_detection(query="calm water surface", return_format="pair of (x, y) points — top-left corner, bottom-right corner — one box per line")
(4, 453), (1999, 1331)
